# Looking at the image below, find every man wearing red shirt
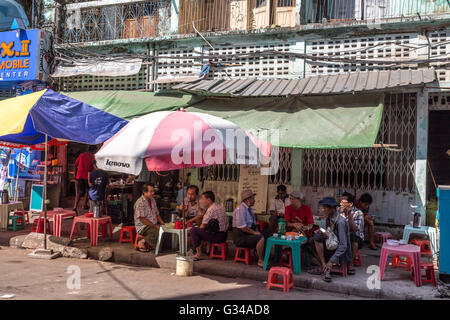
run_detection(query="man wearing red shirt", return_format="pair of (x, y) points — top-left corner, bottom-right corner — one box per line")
(284, 191), (314, 237)
(73, 145), (96, 213)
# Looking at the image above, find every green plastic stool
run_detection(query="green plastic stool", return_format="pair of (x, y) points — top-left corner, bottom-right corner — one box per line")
(8, 215), (25, 231)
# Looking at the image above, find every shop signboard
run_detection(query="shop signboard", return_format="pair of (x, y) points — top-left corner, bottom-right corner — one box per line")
(0, 29), (51, 83)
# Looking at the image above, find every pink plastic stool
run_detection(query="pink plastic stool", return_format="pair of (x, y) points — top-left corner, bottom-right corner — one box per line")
(234, 247), (253, 265)
(120, 226), (136, 244)
(375, 232), (392, 244)
(209, 242), (228, 261)
(266, 267), (293, 293)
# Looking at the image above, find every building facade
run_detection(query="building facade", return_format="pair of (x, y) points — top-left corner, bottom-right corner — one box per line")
(42, 0), (450, 225)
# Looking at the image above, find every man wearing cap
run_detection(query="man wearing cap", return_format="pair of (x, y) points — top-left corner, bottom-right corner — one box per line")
(285, 191), (315, 237)
(307, 197), (352, 282)
(232, 189), (265, 267)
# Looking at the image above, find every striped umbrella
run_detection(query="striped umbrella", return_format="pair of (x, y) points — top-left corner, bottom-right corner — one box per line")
(96, 109), (271, 255)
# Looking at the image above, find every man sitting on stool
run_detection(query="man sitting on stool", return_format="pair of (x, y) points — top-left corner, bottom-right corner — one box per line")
(232, 189), (265, 267)
(134, 184), (165, 252)
(190, 191), (229, 261)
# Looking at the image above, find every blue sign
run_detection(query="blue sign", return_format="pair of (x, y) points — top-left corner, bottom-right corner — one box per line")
(0, 29), (49, 83)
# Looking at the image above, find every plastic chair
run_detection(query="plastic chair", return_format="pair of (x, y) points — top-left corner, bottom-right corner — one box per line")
(279, 248), (293, 270)
(266, 267), (293, 293)
(120, 226), (136, 244)
(234, 247), (253, 265)
(209, 242), (228, 261)
(353, 250), (362, 267)
(410, 262), (436, 286)
(134, 234), (145, 249)
(392, 254), (412, 271)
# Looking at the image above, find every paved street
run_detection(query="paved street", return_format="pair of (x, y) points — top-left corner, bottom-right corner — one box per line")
(0, 247), (371, 300)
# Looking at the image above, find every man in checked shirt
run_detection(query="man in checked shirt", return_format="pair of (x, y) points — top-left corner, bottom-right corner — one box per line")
(339, 192), (364, 275)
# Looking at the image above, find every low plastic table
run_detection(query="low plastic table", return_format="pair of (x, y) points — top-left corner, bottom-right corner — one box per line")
(155, 225), (192, 256)
(0, 201), (24, 231)
(402, 225), (437, 257)
(40, 210), (76, 237)
(378, 243), (422, 286)
(69, 216), (113, 247)
(263, 236), (307, 275)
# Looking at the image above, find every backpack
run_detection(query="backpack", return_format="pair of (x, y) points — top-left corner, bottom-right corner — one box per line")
(205, 218), (220, 234)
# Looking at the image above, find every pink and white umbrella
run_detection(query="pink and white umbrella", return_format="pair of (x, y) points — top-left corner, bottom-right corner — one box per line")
(96, 110), (271, 174)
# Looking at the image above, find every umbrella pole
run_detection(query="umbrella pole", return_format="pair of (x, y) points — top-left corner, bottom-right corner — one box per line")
(182, 167), (186, 256)
(43, 135), (48, 250)
(14, 148), (23, 202)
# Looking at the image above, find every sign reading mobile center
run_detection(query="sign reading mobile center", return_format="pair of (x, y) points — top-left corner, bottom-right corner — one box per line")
(0, 29), (51, 83)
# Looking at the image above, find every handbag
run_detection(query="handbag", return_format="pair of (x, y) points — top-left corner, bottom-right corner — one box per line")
(325, 218), (339, 251)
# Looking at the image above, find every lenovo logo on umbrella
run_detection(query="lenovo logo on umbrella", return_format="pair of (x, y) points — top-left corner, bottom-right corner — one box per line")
(106, 159), (130, 168)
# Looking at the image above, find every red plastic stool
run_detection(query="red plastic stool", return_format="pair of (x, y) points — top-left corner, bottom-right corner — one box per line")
(134, 234), (145, 249)
(331, 263), (348, 277)
(266, 267), (294, 293)
(120, 226), (136, 244)
(410, 262), (436, 286)
(209, 242), (228, 261)
(234, 247), (253, 265)
(32, 218), (51, 234)
(279, 248), (293, 270)
(410, 239), (432, 257)
(375, 232), (392, 244)
(392, 254), (412, 271)
(353, 250), (362, 267)
(14, 211), (30, 224)
(256, 220), (268, 232)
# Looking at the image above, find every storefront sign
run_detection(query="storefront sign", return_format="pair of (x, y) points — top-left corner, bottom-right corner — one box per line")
(238, 165), (268, 214)
(0, 29), (51, 83)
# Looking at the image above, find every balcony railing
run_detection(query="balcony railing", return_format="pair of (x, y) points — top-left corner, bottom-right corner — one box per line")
(60, 0), (450, 43)
(62, 0), (171, 43)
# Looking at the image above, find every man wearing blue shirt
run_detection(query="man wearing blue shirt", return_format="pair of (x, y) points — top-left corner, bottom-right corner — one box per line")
(232, 189), (265, 267)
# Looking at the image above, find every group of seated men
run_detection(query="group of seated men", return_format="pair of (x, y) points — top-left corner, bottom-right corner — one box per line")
(133, 182), (375, 282)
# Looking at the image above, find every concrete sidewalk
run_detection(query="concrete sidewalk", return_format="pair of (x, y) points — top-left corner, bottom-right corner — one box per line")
(6, 218), (440, 300)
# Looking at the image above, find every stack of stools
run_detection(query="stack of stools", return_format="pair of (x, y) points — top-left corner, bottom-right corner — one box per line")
(209, 242), (228, 261)
(410, 239), (433, 258)
(266, 267), (294, 293)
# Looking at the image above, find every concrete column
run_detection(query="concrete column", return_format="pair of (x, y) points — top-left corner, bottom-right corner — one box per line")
(170, 0), (180, 34)
(415, 89), (429, 221)
(291, 148), (303, 191)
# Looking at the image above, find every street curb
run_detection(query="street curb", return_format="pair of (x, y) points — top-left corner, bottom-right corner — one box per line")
(83, 246), (426, 300)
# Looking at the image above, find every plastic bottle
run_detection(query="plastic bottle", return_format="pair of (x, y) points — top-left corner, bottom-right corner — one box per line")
(278, 218), (285, 236)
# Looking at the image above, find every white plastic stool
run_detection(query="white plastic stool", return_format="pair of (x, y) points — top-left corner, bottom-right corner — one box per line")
(155, 226), (191, 256)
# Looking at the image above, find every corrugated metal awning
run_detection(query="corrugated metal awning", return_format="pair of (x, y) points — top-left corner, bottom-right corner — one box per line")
(172, 69), (436, 97)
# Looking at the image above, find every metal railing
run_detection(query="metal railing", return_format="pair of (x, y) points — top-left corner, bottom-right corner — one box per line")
(301, 0), (450, 24)
(62, 0), (171, 43)
(60, 0), (450, 42)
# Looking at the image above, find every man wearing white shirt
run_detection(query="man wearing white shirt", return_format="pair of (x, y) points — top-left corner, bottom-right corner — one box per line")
(269, 185), (291, 233)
